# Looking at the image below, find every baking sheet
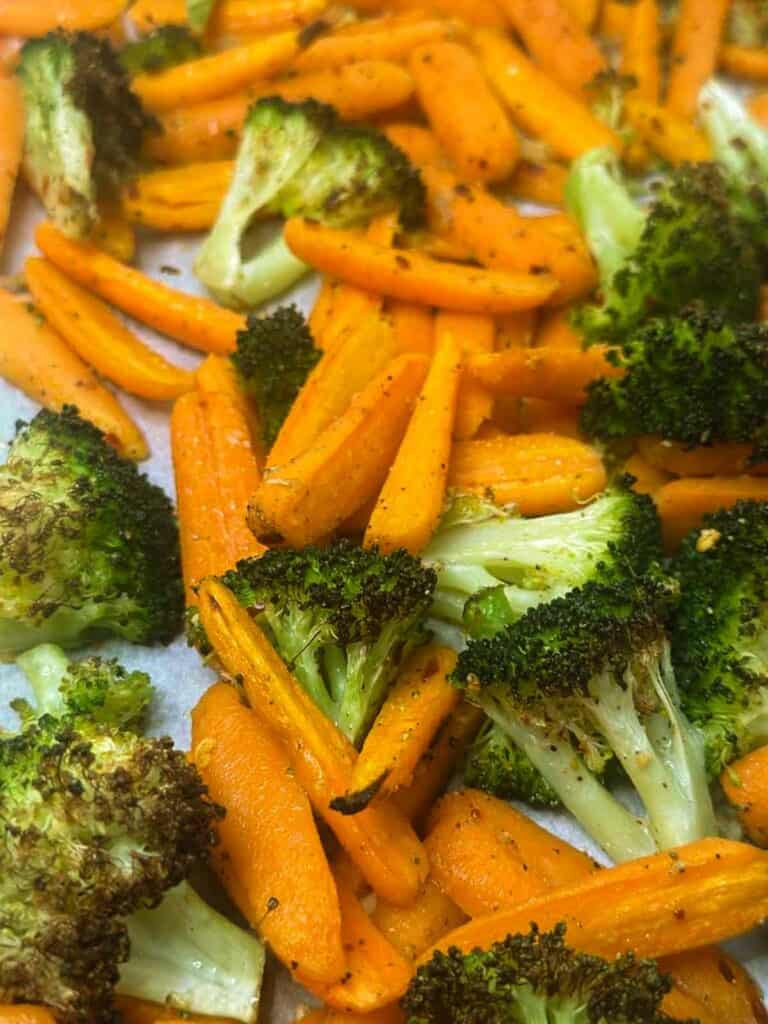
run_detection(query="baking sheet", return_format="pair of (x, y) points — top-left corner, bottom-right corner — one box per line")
(1, 181), (766, 1019)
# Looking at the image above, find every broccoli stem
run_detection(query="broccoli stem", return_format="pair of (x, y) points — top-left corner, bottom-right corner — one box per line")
(700, 80), (768, 181)
(117, 881), (264, 1023)
(238, 229), (309, 307)
(16, 642), (70, 715)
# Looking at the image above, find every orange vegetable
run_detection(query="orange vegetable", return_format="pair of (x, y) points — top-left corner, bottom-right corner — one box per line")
(625, 97), (712, 164)
(128, 0), (326, 37)
(171, 391), (264, 603)
(448, 432), (607, 513)
(0, 0), (124, 33)
(466, 344), (620, 403)
(115, 996), (236, 1024)
(666, 0), (730, 118)
(451, 313), (495, 440)
(391, 302), (435, 357)
(295, 16), (457, 71)
(497, 0), (606, 93)
(25, 258), (194, 402)
(89, 206), (136, 263)
(197, 580), (430, 907)
(722, 746), (768, 849)
(560, 0), (599, 28)
(508, 160), (568, 207)
(365, 324), (462, 554)
(372, 877), (468, 960)
(0, 1009), (56, 1024)
(309, 276), (337, 342)
(521, 398), (582, 438)
(721, 45), (768, 81)
(36, 221), (244, 354)
(622, 0), (661, 102)
(284, 218), (558, 314)
(0, 76), (23, 250)
(496, 309), (538, 348)
(535, 307), (582, 348)
(599, 0), (631, 39)
(624, 452), (672, 496)
(636, 436), (768, 477)
(473, 29), (621, 160)
(383, 122), (447, 169)
(195, 353), (263, 453)
(655, 476), (768, 549)
(409, 41), (518, 183)
(123, 161), (233, 232)
(662, 948), (768, 1024)
(348, 0), (506, 26)
(425, 837), (768, 961)
(295, 1008), (404, 1024)
(0, 288), (147, 460)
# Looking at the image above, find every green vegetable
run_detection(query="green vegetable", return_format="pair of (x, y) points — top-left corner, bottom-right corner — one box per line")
(464, 720), (562, 808)
(119, 26), (202, 76)
(188, 0), (218, 34)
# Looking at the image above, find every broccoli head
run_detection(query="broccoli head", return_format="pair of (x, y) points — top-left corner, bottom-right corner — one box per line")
(464, 719), (562, 808)
(403, 924), (689, 1024)
(672, 500), (768, 776)
(119, 25), (202, 76)
(18, 31), (155, 237)
(194, 96), (424, 309)
(218, 540), (436, 744)
(581, 307), (768, 459)
(0, 406), (184, 657)
(232, 304), (320, 447)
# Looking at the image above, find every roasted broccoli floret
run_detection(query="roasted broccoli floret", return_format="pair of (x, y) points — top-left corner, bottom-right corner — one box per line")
(218, 540), (436, 744)
(403, 923), (689, 1024)
(464, 720), (562, 808)
(566, 149), (761, 344)
(195, 96), (424, 309)
(672, 501), (768, 777)
(453, 574), (715, 861)
(232, 304), (320, 447)
(17, 31), (155, 237)
(119, 25), (201, 75)
(0, 406), (184, 656)
(423, 482), (661, 638)
(581, 307), (768, 460)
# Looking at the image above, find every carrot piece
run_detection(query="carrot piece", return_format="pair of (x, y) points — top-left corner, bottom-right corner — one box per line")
(0, 76), (23, 251)
(372, 877), (468, 960)
(666, 0), (730, 118)
(521, 398), (582, 438)
(451, 313), (495, 440)
(295, 17), (457, 71)
(0, 1009), (57, 1024)
(347, 0), (506, 26)
(625, 96), (712, 164)
(448, 432), (607, 514)
(391, 302), (435, 356)
(365, 326), (462, 554)
(535, 307), (582, 348)
(115, 996), (236, 1024)
(132, 31), (300, 111)
(636, 436), (768, 478)
(661, 948), (768, 1024)
(0, 288), (147, 460)
(656, 476), (768, 550)
(197, 580), (430, 907)
(560, 0), (599, 28)
(295, 1009), (404, 1024)
(382, 122), (447, 169)
(496, 310), (537, 348)
(284, 219), (558, 314)
(191, 683), (344, 986)
(146, 93), (252, 163)
(508, 160), (568, 207)
(195, 353), (264, 453)
(496, 0), (606, 93)
(128, 0), (326, 37)
(36, 221), (244, 354)
(720, 44), (768, 81)
(624, 453), (672, 496)
(599, 0), (631, 39)
(424, 837), (768, 961)
(409, 42), (518, 183)
(0, 0), (124, 33)
(25, 258), (194, 402)
(87, 206), (136, 263)
(466, 345), (620, 403)
(123, 161), (233, 232)
(622, 0), (661, 102)
(474, 29), (621, 160)
(309, 277), (338, 344)
(171, 391), (264, 603)
(722, 746), (768, 848)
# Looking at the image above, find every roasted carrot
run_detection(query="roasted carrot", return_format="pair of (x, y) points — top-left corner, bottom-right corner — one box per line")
(720, 45), (768, 81)
(115, 996), (237, 1024)
(409, 42), (518, 183)
(424, 838), (768, 961)
(294, 1008), (404, 1024)
(449, 313), (495, 440)
(309, 276), (338, 343)
(722, 746), (768, 849)
(621, 0), (660, 102)
(560, 0), (599, 27)
(448, 432), (607, 514)
(625, 97), (712, 164)
(197, 580), (430, 907)
(128, 0), (326, 37)
(520, 398), (582, 438)
(89, 206), (137, 263)
(295, 16), (457, 71)
(365, 325), (462, 554)
(508, 160), (569, 207)
(497, 0), (606, 93)
(123, 162), (233, 232)
(372, 877), (467, 961)
(0, 1009), (57, 1024)
(195, 353), (263, 453)
(0, 289), (147, 460)
(473, 29), (621, 160)
(275, 60), (416, 121)
(599, 0), (631, 39)
(636, 436), (768, 478)
(666, 0), (730, 118)
(171, 391), (264, 603)
(466, 344), (620, 403)
(284, 219), (558, 313)
(25, 258), (194, 402)
(535, 307), (582, 348)
(662, 948), (768, 1024)
(36, 222), (244, 354)
(0, 76), (23, 251)
(624, 453), (672, 496)
(496, 309), (538, 348)
(382, 122), (447, 169)
(348, 0), (506, 27)
(390, 302), (435, 357)
(656, 476), (768, 549)
(0, 0), (124, 33)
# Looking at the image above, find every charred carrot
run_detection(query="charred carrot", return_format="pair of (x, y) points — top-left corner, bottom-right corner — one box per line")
(0, 76), (23, 250)
(722, 746), (768, 848)
(666, 0), (730, 118)
(656, 476), (768, 549)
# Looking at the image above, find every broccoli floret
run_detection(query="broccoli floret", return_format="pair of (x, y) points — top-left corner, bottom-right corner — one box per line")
(423, 482), (661, 638)
(672, 501), (768, 777)
(464, 720), (562, 808)
(581, 307), (768, 459)
(566, 150), (761, 344)
(0, 406), (184, 657)
(232, 304), (320, 447)
(453, 574), (716, 861)
(218, 540), (436, 745)
(18, 31), (155, 237)
(727, 0), (768, 45)
(194, 96), (424, 309)
(119, 26), (202, 75)
(403, 923), (689, 1024)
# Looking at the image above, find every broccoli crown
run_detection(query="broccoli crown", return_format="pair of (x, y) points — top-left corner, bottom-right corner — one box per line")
(0, 406), (184, 656)
(581, 307), (768, 457)
(672, 500), (768, 775)
(18, 32), (154, 236)
(219, 540), (436, 744)
(119, 25), (202, 76)
(464, 719), (562, 808)
(232, 304), (320, 447)
(403, 924), (686, 1024)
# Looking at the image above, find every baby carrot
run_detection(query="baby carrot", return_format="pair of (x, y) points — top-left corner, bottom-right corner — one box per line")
(0, 76), (23, 251)
(466, 345), (620, 403)
(623, 453), (672, 496)
(123, 162), (233, 233)
(295, 1009), (404, 1024)
(560, 0), (599, 28)
(390, 302), (435, 357)
(348, 0), (506, 28)
(508, 161), (569, 207)
(383, 123), (447, 169)
(535, 307), (582, 348)
(196, 352), (263, 452)
(371, 878), (467, 961)
(625, 97), (712, 164)
(0, 1009), (57, 1024)
(127, 0), (326, 37)
(720, 45), (768, 81)
(0, 0), (124, 33)
(520, 398), (582, 438)
(636, 436), (767, 478)
(722, 746), (768, 848)
(621, 0), (661, 102)
(450, 313), (495, 441)
(656, 477), (768, 550)
(294, 16), (457, 71)
(666, 0), (730, 118)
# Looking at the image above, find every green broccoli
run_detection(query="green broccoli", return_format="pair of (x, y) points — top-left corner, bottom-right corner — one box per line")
(17, 31), (155, 237)
(119, 25), (202, 76)
(580, 308), (768, 460)
(464, 720), (562, 808)
(232, 304), (320, 447)
(565, 150), (761, 345)
(0, 406), (184, 657)
(403, 923), (692, 1024)
(194, 96), (424, 309)
(452, 574), (716, 862)
(217, 540), (436, 744)
(187, 0), (217, 33)
(672, 500), (768, 777)
(423, 482), (661, 639)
